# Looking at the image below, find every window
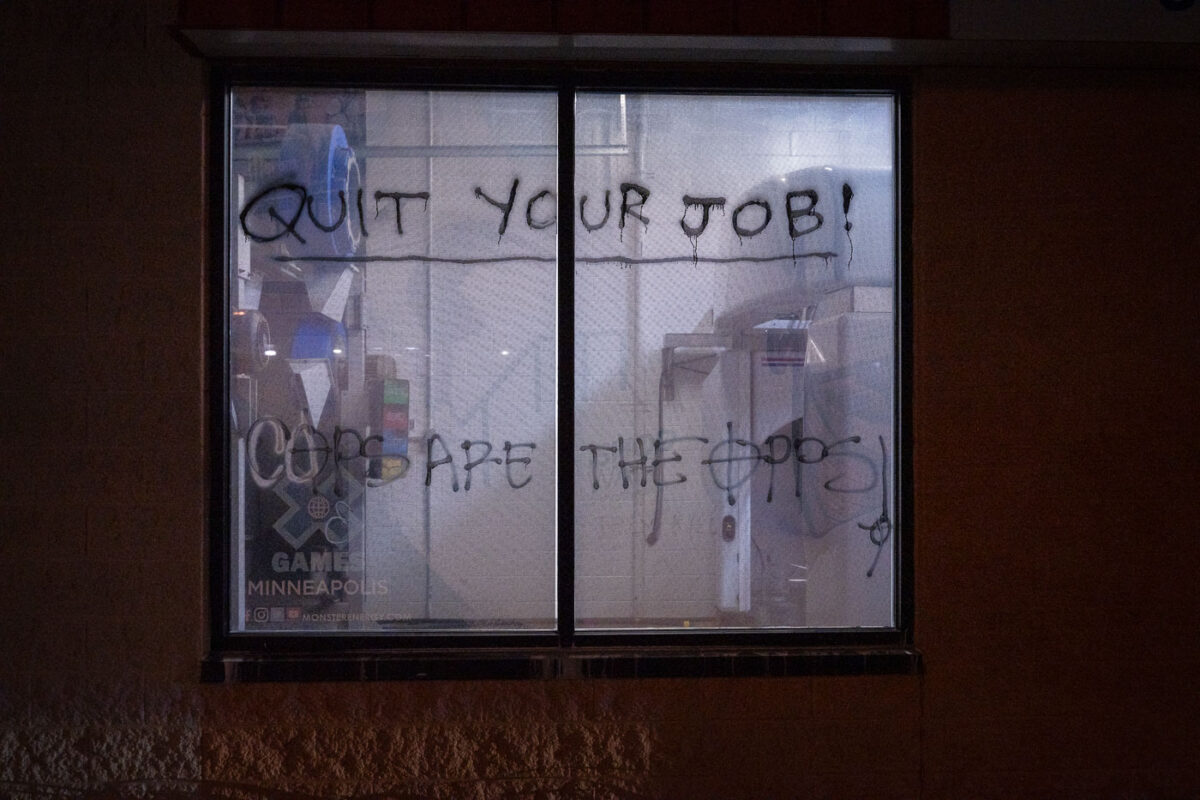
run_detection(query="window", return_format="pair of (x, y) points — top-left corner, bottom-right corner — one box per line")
(211, 64), (911, 677)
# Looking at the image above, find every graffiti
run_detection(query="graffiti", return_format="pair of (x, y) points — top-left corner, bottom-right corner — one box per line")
(423, 435), (536, 491)
(245, 417), (880, 509)
(469, 179), (571, 240)
(858, 435), (891, 577)
(374, 190), (429, 234)
(275, 252), (838, 266)
(616, 436), (649, 489)
(680, 195), (726, 264)
(579, 443), (618, 490)
(525, 189), (556, 230)
(617, 182), (651, 234)
(589, 427), (876, 509)
(503, 441), (536, 489)
(423, 434), (458, 490)
(701, 423), (757, 505)
(474, 178), (522, 242)
(732, 198), (772, 241)
(579, 190), (611, 232)
(841, 182), (855, 269)
(246, 416), (386, 491)
(241, 178), (850, 251)
(240, 183), (310, 244)
(679, 195), (725, 238)
(785, 190), (822, 237)
(461, 439), (503, 491)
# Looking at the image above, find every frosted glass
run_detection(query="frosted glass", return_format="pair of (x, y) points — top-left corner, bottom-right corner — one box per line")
(228, 88), (558, 633)
(573, 93), (897, 630)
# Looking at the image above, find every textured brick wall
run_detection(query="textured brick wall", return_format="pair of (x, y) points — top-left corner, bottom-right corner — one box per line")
(1, 1), (1198, 798)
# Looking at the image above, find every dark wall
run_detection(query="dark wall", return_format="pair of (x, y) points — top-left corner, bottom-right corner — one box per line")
(1, 1), (1197, 797)
(911, 66), (1200, 795)
(177, 0), (950, 38)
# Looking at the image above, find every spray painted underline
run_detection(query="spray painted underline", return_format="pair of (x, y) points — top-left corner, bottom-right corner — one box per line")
(273, 252), (837, 266)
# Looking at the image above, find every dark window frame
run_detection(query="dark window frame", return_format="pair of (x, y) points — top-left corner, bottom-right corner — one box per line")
(204, 58), (916, 682)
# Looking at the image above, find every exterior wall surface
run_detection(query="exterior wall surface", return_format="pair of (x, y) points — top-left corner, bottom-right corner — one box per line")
(1, 1), (1198, 798)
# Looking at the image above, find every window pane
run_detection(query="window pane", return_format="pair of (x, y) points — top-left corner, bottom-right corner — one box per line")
(573, 93), (897, 630)
(228, 88), (558, 633)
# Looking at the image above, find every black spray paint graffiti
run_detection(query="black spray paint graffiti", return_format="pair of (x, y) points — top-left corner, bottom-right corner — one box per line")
(858, 435), (890, 577)
(578, 426), (876, 505)
(245, 417), (382, 493)
(471, 181), (839, 258)
(424, 434), (535, 491)
(245, 419), (537, 493)
(247, 418), (877, 505)
(241, 178), (857, 259)
(374, 190), (430, 235)
(240, 183), (312, 244)
(245, 418), (891, 575)
(841, 183), (855, 270)
(680, 196), (725, 264)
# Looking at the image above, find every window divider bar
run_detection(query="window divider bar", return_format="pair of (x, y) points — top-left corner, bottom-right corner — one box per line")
(556, 84), (577, 645)
(209, 68), (235, 651)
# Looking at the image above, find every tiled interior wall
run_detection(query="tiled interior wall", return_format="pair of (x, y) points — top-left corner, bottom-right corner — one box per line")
(1, 0), (1198, 797)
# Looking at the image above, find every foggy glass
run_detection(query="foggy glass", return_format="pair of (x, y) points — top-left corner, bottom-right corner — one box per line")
(223, 85), (898, 638)
(227, 89), (558, 633)
(573, 93), (897, 630)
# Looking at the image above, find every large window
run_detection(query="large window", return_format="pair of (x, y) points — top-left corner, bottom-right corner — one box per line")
(213, 67), (910, 668)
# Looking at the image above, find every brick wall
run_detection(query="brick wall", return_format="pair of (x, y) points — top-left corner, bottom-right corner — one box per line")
(1, 1), (1198, 797)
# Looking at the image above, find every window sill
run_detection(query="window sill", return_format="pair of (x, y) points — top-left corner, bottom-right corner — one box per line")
(202, 646), (921, 682)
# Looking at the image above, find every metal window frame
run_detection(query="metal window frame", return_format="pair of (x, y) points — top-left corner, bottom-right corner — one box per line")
(204, 59), (916, 682)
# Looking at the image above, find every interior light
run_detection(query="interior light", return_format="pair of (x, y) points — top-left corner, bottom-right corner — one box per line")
(263, 348), (277, 357)
(500, 350), (510, 356)
(332, 347), (343, 355)
(753, 315), (810, 330)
